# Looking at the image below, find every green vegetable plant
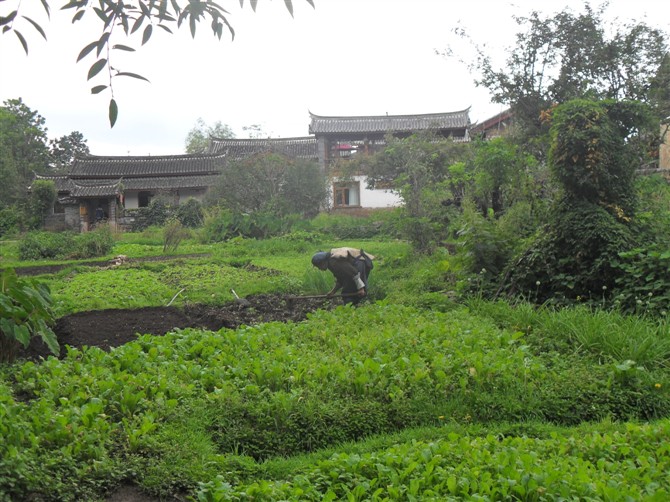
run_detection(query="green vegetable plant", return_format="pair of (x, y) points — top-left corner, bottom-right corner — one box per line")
(0, 268), (58, 363)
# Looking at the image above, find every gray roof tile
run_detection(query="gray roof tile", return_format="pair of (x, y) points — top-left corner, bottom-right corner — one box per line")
(69, 153), (226, 177)
(308, 109), (471, 135)
(209, 137), (318, 160)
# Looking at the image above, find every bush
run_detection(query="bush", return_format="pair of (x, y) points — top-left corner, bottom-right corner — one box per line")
(18, 228), (115, 261)
(309, 211), (400, 240)
(200, 209), (296, 242)
(18, 231), (76, 260)
(175, 198), (204, 228)
(612, 245), (670, 316)
(0, 207), (20, 238)
(131, 198), (172, 231)
(72, 225), (115, 259)
(503, 198), (637, 304)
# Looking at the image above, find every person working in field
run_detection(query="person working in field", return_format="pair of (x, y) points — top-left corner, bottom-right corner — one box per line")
(311, 247), (374, 305)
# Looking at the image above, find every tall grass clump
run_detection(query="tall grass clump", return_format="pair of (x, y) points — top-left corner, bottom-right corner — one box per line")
(467, 297), (670, 369)
(309, 210), (400, 240)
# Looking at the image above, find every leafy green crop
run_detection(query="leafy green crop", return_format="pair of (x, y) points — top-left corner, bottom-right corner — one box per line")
(0, 269), (58, 362)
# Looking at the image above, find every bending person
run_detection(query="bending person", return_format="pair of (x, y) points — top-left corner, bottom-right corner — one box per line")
(311, 247), (374, 305)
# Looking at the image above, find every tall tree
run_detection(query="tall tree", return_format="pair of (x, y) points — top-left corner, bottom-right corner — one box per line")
(49, 131), (90, 173)
(208, 152), (327, 217)
(0, 1), (315, 126)
(0, 98), (49, 207)
(185, 118), (235, 154)
(447, 3), (668, 153)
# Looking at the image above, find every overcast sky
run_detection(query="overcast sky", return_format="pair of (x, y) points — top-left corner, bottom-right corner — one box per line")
(1, 0), (668, 156)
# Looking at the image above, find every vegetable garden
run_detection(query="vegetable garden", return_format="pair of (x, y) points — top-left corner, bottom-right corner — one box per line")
(1, 227), (670, 501)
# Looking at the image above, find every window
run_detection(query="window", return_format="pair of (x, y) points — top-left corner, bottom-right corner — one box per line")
(138, 191), (151, 208)
(334, 186), (350, 206)
(333, 181), (360, 207)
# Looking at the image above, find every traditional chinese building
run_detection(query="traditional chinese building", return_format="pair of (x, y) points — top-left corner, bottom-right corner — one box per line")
(35, 108), (475, 230)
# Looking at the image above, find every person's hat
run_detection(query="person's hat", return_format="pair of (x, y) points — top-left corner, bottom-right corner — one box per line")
(311, 251), (329, 267)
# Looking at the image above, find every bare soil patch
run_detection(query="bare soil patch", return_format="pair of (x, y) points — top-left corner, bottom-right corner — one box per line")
(20, 294), (334, 361)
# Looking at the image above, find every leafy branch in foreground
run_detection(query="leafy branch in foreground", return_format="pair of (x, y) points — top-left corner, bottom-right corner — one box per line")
(0, 0), (315, 127)
(0, 269), (58, 363)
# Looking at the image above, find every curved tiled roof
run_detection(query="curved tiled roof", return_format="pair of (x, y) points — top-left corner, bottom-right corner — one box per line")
(70, 180), (122, 198)
(308, 109), (471, 135)
(68, 175), (220, 195)
(69, 153), (227, 178)
(31, 174), (74, 193)
(208, 136), (318, 160)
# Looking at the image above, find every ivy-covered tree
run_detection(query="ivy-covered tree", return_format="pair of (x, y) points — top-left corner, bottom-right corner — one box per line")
(504, 99), (655, 304)
(1, 1), (315, 126)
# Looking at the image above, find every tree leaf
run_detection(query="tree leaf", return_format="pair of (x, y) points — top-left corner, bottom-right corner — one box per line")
(109, 98), (118, 127)
(96, 32), (110, 57)
(142, 24), (152, 45)
(21, 16), (47, 40)
(115, 72), (150, 83)
(156, 24), (173, 34)
(131, 14), (145, 34)
(91, 85), (108, 94)
(40, 0), (51, 18)
(71, 10), (85, 23)
(284, 0), (294, 17)
(77, 40), (98, 62)
(112, 44), (135, 52)
(189, 14), (196, 38)
(87, 58), (107, 80)
(250, 0), (258, 12)
(159, 0), (168, 20)
(14, 30), (28, 55)
(0, 11), (18, 27)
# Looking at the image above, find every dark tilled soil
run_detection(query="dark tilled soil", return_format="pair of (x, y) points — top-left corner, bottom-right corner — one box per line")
(20, 293), (334, 360)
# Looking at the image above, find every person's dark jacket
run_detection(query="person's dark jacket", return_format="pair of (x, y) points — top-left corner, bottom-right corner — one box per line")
(325, 248), (373, 305)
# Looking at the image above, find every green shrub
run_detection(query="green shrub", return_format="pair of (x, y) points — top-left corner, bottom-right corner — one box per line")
(72, 225), (115, 259)
(0, 207), (20, 237)
(504, 198), (637, 304)
(175, 198), (204, 228)
(18, 231), (75, 261)
(310, 211), (400, 240)
(200, 209), (295, 242)
(18, 228), (115, 261)
(612, 245), (670, 316)
(131, 198), (173, 231)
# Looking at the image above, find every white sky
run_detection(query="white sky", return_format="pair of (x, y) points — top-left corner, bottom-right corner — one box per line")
(1, 0), (668, 156)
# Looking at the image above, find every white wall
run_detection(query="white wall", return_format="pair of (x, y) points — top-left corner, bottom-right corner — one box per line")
(356, 175), (402, 208)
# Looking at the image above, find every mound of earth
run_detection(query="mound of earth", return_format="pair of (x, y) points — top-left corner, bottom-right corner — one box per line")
(20, 294), (335, 361)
